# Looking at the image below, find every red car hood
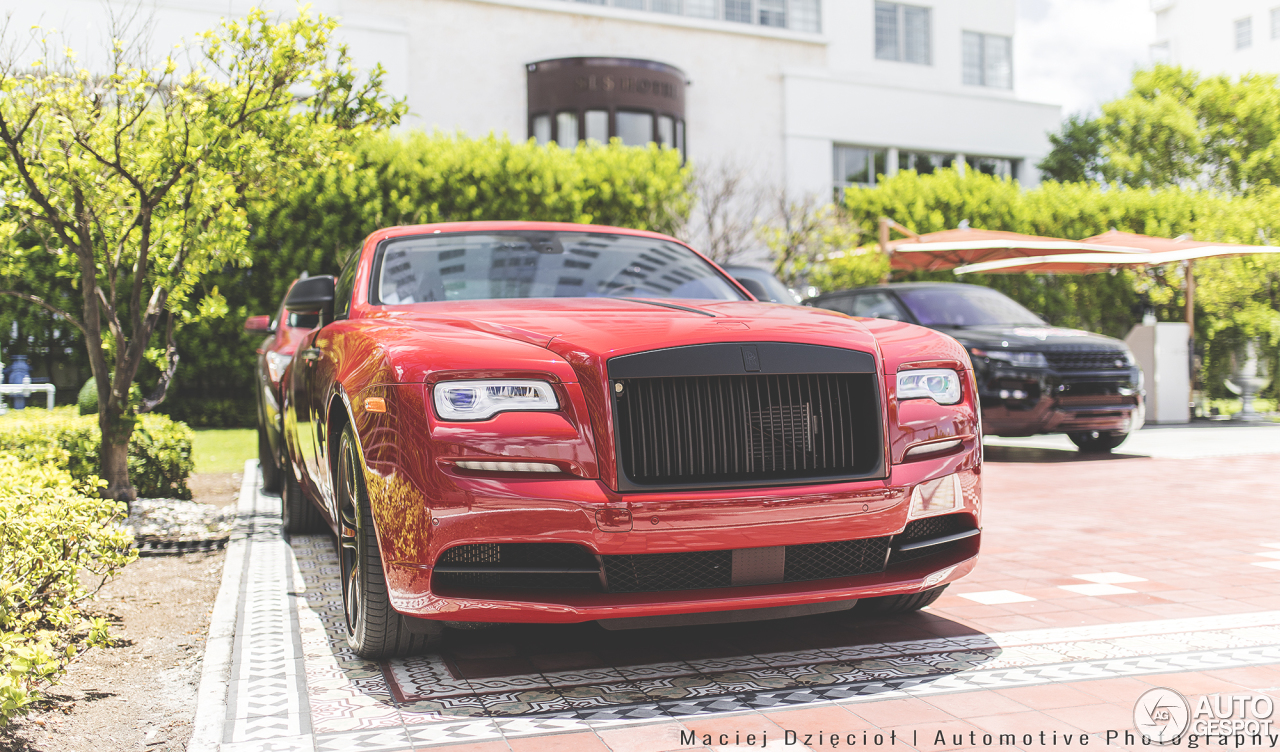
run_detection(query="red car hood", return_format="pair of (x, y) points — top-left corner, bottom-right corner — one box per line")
(369, 298), (882, 365)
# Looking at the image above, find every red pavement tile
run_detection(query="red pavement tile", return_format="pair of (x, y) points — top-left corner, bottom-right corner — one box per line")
(1139, 671), (1255, 694)
(924, 691), (1033, 718)
(845, 697), (959, 727)
(423, 742), (512, 752)
(889, 720), (988, 751)
(1042, 703), (1138, 734)
(966, 710), (1090, 744)
(763, 704), (864, 732)
(1202, 665), (1280, 689)
(1130, 603), (1219, 620)
(507, 733), (608, 752)
(993, 684), (1104, 710)
(1058, 678), (1158, 705)
(597, 721), (697, 752)
(682, 714), (784, 743)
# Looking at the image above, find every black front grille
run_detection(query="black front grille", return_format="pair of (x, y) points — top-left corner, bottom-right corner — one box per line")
(1044, 350), (1130, 371)
(613, 373), (880, 488)
(433, 543), (601, 591)
(784, 538), (891, 582)
(603, 550), (733, 593)
(890, 514), (977, 565)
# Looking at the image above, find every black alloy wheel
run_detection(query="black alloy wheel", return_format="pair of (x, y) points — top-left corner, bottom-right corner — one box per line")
(258, 422), (283, 494)
(282, 462), (325, 535)
(335, 424), (441, 658)
(1067, 430), (1130, 454)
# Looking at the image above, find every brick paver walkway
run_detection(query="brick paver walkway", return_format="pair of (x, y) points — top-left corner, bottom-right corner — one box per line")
(197, 427), (1280, 752)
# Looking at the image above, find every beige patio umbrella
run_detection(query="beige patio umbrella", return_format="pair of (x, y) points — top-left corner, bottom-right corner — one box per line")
(879, 220), (1146, 273)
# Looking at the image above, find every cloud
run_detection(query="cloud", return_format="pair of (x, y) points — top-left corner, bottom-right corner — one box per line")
(1015, 0), (1154, 114)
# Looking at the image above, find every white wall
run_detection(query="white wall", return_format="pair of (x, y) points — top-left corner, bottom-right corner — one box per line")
(0, 0), (1059, 202)
(1153, 0), (1280, 77)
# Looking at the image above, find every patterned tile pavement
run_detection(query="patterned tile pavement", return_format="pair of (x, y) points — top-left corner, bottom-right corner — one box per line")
(201, 439), (1280, 751)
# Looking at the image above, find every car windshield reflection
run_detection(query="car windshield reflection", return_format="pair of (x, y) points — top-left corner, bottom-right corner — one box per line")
(897, 286), (1045, 327)
(372, 231), (745, 304)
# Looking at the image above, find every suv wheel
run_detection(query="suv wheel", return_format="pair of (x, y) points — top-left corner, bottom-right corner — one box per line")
(1067, 430), (1129, 453)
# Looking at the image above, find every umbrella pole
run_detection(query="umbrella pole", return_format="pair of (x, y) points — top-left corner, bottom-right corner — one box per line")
(1185, 259), (1196, 412)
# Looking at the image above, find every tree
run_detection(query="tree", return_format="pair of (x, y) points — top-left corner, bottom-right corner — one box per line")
(1039, 65), (1280, 194)
(758, 191), (862, 289)
(677, 158), (763, 265)
(0, 9), (403, 499)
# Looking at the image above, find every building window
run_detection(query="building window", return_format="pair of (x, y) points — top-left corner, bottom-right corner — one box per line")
(790, 0), (820, 32)
(564, 0), (819, 32)
(962, 31), (1012, 88)
(875, 2), (931, 65)
(556, 112), (578, 148)
(1150, 40), (1171, 64)
(613, 0), (645, 7)
(652, 0), (680, 13)
(1272, 7), (1279, 39)
(759, 0), (786, 27)
(900, 151), (955, 175)
(585, 110), (609, 142)
(533, 114), (552, 144)
(834, 145), (888, 193)
(1236, 16), (1252, 49)
(616, 111), (654, 146)
(965, 155), (1017, 180)
(685, 0), (717, 18)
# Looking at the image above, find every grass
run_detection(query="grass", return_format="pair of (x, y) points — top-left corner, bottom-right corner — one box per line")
(192, 428), (257, 474)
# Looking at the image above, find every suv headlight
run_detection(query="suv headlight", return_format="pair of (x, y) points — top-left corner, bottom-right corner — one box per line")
(970, 348), (1048, 368)
(897, 369), (962, 405)
(433, 380), (559, 421)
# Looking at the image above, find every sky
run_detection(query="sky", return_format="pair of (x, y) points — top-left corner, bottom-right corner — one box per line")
(1014, 0), (1155, 116)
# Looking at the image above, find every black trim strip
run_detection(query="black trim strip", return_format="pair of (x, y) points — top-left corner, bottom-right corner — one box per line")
(616, 298), (718, 317)
(895, 528), (980, 553)
(433, 566), (602, 575)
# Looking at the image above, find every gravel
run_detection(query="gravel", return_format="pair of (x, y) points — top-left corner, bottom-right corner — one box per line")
(127, 498), (239, 554)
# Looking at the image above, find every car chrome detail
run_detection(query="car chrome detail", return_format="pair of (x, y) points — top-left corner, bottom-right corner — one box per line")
(903, 438), (964, 459)
(454, 460), (560, 473)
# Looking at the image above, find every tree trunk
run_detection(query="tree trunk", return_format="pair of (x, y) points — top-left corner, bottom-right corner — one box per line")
(99, 405), (137, 503)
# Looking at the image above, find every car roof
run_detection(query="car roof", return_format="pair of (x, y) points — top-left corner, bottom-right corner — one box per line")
(363, 220), (684, 247)
(811, 281), (990, 300)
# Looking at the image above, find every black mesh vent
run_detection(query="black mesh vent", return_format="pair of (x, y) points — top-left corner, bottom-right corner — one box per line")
(433, 543), (601, 592)
(784, 537), (891, 582)
(604, 550), (733, 593)
(890, 514), (977, 565)
(613, 373), (880, 488)
(1044, 350), (1130, 371)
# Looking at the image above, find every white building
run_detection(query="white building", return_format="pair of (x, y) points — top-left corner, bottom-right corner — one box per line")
(6, 0), (1060, 199)
(1151, 0), (1280, 76)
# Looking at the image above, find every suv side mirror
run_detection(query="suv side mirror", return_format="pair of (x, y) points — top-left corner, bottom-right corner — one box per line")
(284, 275), (336, 325)
(244, 315), (275, 333)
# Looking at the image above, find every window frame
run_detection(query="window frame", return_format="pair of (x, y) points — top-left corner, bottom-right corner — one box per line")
(962, 30), (1013, 89)
(1236, 16), (1253, 49)
(875, 2), (932, 65)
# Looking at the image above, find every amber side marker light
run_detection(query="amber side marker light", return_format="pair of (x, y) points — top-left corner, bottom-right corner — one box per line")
(364, 397), (387, 413)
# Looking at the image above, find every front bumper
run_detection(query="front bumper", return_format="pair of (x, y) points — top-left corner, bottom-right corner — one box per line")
(977, 365), (1144, 437)
(377, 453), (981, 623)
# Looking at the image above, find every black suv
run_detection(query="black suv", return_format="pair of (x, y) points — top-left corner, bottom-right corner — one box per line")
(807, 283), (1145, 452)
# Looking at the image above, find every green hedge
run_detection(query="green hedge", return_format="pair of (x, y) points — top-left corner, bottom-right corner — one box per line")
(839, 170), (1280, 400)
(0, 408), (195, 498)
(160, 133), (692, 426)
(0, 454), (136, 724)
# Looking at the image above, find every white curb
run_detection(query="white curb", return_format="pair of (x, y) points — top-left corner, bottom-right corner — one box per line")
(187, 459), (257, 752)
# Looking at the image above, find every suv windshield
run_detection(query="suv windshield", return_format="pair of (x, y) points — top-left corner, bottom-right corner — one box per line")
(371, 231), (745, 305)
(897, 286), (1045, 327)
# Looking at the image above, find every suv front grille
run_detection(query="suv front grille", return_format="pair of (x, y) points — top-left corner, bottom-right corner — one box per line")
(613, 373), (880, 488)
(1044, 350), (1130, 371)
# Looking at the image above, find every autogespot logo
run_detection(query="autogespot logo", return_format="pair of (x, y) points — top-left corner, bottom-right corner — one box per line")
(1135, 687), (1191, 744)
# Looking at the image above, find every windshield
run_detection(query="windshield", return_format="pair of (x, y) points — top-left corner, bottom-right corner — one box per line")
(372, 231), (745, 304)
(896, 286), (1045, 327)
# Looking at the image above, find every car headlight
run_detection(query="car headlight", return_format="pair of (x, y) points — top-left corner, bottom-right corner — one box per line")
(897, 369), (962, 405)
(969, 348), (1048, 368)
(433, 380), (559, 421)
(265, 351), (292, 383)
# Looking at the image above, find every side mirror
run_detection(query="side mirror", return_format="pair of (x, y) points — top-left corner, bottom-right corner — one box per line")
(284, 275), (336, 325)
(244, 315), (275, 333)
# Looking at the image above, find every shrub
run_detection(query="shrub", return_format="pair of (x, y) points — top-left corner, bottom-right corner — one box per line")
(76, 379), (96, 416)
(0, 408), (195, 499)
(0, 454), (136, 724)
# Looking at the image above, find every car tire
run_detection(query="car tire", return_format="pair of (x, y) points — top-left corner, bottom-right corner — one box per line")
(336, 424), (442, 659)
(1067, 430), (1129, 453)
(282, 463), (326, 535)
(258, 423), (283, 494)
(856, 584), (948, 614)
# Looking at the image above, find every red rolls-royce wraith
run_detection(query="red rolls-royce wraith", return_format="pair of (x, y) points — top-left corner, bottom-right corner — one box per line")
(280, 221), (982, 658)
